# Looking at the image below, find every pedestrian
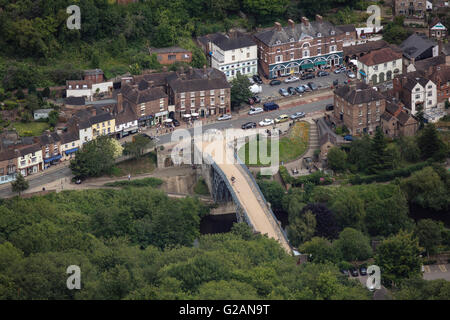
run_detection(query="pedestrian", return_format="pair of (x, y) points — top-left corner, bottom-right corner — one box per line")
(128, 174), (131, 181)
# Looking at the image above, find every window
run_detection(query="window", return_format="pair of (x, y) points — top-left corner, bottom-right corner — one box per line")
(384, 63), (387, 69)
(190, 92), (195, 97)
(290, 52), (294, 60)
(210, 90), (215, 95)
(428, 85), (432, 89)
(276, 55), (283, 62)
(290, 38), (294, 42)
(317, 48), (321, 55)
(210, 97), (215, 105)
(220, 96), (225, 104)
(247, 52), (250, 58)
(415, 94), (420, 99)
(191, 99), (195, 107)
(168, 54), (176, 60)
(303, 50), (309, 58)
(393, 60), (396, 66)
(415, 88), (420, 92)
(181, 92), (185, 98)
(160, 98), (164, 110)
(200, 98), (205, 106)
(428, 100), (432, 105)
(376, 100), (380, 106)
(373, 66), (378, 71)
(317, 33), (322, 37)
(331, 30), (335, 35)
(276, 49), (281, 53)
(220, 89), (225, 95)
(200, 91), (205, 96)
(181, 100), (185, 108)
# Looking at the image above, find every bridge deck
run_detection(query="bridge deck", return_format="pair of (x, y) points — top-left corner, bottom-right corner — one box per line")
(198, 140), (291, 253)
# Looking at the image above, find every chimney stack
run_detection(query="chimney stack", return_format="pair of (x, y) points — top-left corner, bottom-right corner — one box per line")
(301, 17), (309, 26)
(316, 15), (323, 23)
(274, 22), (282, 32)
(446, 55), (450, 66)
(288, 19), (295, 29)
(117, 93), (123, 114)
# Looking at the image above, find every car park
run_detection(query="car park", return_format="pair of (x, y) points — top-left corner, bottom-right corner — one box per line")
(253, 75), (263, 84)
(284, 76), (299, 83)
(248, 107), (264, 115)
(274, 114), (289, 123)
(308, 82), (318, 91)
(217, 114), (232, 121)
(301, 73), (315, 80)
(287, 87), (297, 95)
(317, 70), (329, 77)
(270, 79), (281, 86)
(279, 88), (289, 96)
(263, 102), (279, 111)
(325, 104), (334, 111)
(295, 86), (305, 94)
(241, 122), (257, 129)
(290, 112), (305, 120)
(259, 118), (274, 127)
(350, 267), (359, 277)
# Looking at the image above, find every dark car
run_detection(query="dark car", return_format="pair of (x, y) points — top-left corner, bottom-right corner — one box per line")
(344, 135), (353, 141)
(270, 79), (281, 86)
(359, 266), (367, 276)
(253, 74), (263, 84)
(333, 79), (339, 87)
(325, 104), (334, 111)
(75, 178), (83, 185)
(172, 119), (180, 127)
(301, 73), (315, 80)
(241, 122), (257, 130)
(308, 82), (318, 91)
(252, 96), (261, 104)
(263, 102), (279, 111)
(350, 267), (359, 277)
(317, 70), (329, 77)
(287, 87), (297, 95)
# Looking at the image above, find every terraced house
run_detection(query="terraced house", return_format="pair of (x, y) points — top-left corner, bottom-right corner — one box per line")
(39, 132), (62, 169)
(16, 144), (43, 177)
(254, 15), (344, 79)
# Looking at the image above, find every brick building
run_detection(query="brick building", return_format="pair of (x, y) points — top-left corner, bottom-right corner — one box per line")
(393, 0), (426, 18)
(380, 101), (418, 138)
(333, 82), (386, 135)
(0, 149), (18, 184)
(149, 47), (192, 65)
(39, 132), (62, 169)
(254, 15), (344, 79)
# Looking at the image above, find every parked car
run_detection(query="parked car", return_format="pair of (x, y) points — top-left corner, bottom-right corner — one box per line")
(308, 82), (318, 91)
(347, 70), (356, 78)
(301, 73), (315, 80)
(279, 88), (289, 96)
(325, 104), (334, 111)
(275, 114), (289, 123)
(270, 79), (281, 86)
(287, 87), (297, 95)
(359, 266), (367, 276)
(295, 86), (305, 94)
(317, 70), (329, 77)
(341, 269), (349, 277)
(333, 79), (339, 87)
(290, 112), (305, 120)
(241, 122), (257, 129)
(284, 76), (300, 83)
(252, 96), (261, 104)
(334, 66), (346, 74)
(259, 118), (274, 127)
(253, 74), (263, 84)
(350, 267), (359, 277)
(248, 77), (255, 85)
(248, 107), (264, 115)
(344, 135), (353, 141)
(217, 114), (232, 121)
(172, 119), (180, 127)
(263, 102), (279, 111)
(302, 84), (312, 92)
(75, 178), (83, 185)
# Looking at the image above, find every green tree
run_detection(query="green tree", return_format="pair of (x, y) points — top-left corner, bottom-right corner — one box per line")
(47, 110), (58, 127)
(417, 123), (447, 161)
(42, 87), (50, 98)
(287, 210), (317, 247)
(414, 219), (443, 256)
(327, 147), (347, 172)
(11, 173), (29, 196)
(383, 16), (410, 44)
(257, 180), (285, 213)
(375, 231), (423, 287)
(415, 104), (425, 129)
(347, 135), (372, 173)
(122, 135), (154, 160)
(299, 237), (340, 264)
(230, 73), (252, 110)
(333, 228), (373, 262)
(330, 190), (365, 231)
(369, 127), (392, 173)
(69, 136), (119, 179)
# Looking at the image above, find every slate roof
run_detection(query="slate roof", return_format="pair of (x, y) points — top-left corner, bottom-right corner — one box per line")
(402, 76), (430, 91)
(65, 96), (85, 106)
(166, 68), (230, 93)
(205, 33), (256, 51)
(334, 82), (384, 105)
(254, 20), (342, 47)
(414, 55), (446, 71)
(150, 46), (191, 54)
(343, 40), (390, 56)
(397, 110), (416, 125)
(16, 144), (41, 156)
(90, 112), (114, 125)
(60, 130), (79, 144)
(0, 149), (18, 161)
(337, 24), (357, 33)
(400, 34), (437, 59)
(115, 102), (138, 125)
(358, 47), (402, 66)
(39, 132), (61, 146)
(121, 83), (167, 104)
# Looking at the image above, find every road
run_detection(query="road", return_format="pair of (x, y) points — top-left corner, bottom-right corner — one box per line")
(423, 264), (450, 281)
(0, 95), (332, 199)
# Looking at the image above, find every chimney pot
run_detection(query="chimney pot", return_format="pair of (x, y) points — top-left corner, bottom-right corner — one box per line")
(274, 22), (282, 32)
(316, 14), (323, 23)
(301, 17), (309, 26)
(288, 19), (295, 29)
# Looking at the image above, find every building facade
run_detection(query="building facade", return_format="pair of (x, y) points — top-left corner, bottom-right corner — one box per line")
(357, 47), (403, 84)
(394, 0), (426, 18)
(16, 144), (43, 176)
(254, 16), (344, 79)
(60, 131), (80, 161)
(39, 132), (62, 169)
(0, 150), (17, 184)
(393, 73), (437, 115)
(333, 82), (386, 135)
(150, 47), (192, 65)
(429, 18), (448, 40)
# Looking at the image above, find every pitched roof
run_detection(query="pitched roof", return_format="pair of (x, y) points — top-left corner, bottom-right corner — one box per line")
(39, 132), (61, 146)
(115, 102), (138, 125)
(121, 83), (167, 104)
(65, 96), (85, 106)
(397, 110), (416, 125)
(402, 76), (430, 91)
(166, 67), (230, 93)
(150, 46), (191, 54)
(343, 40), (390, 56)
(254, 20), (342, 47)
(400, 34), (437, 59)
(337, 24), (356, 33)
(358, 47), (402, 66)
(16, 144), (41, 156)
(414, 55), (446, 71)
(207, 33), (256, 51)
(60, 130), (79, 144)
(0, 149), (18, 161)
(334, 82), (384, 105)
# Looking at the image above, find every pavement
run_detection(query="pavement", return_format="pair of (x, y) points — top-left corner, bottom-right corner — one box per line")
(423, 264), (450, 281)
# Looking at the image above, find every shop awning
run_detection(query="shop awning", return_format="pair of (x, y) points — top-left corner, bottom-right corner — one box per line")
(191, 113), (199, 117)
(65, 148), (78, 155)
(314, 61), (326, 66)
(44, 154), (62, 163)
(301, 63), (314, 69)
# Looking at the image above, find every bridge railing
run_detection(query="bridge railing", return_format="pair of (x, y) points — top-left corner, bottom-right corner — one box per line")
(233, 150), (291, 249)
(203, 153), (255, 231)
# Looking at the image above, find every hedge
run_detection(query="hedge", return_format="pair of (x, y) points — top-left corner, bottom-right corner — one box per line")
(278, 165), (333, 187)
(104, 177), (163, 188)
(349, 161), (430, 185)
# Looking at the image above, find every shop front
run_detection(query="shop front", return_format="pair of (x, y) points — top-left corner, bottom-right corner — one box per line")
(155, 111), (169, 125)
(138, 115), (154, 128)
(64, 148), (79, 160)
(43, 154), (62, 169)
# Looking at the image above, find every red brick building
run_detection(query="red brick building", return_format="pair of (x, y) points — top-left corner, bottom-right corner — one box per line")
(150, 47), (192, 65)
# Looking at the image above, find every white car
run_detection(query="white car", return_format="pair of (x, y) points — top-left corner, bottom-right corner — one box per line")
(290, 112), (306, 120)
(217, 114), (232, 121)
(284, 76), (299, 83)
(347, 71), (356, 78)
(259, 118), (274, 127)
(248, 107), (264, 115)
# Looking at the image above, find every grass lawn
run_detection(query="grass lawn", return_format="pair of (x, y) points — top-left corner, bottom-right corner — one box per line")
(110, 152), (157, 177)
(238, 121), (310, 166)
(194, 177), (210, 196)
(10, 121), (50, 137)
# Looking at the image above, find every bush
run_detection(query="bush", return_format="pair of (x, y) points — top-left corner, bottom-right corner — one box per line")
(104, 177), (163, 188)
(423, 259), (437, 265)
(292, 171), (333, 187)
(279, 166), (293, 185)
